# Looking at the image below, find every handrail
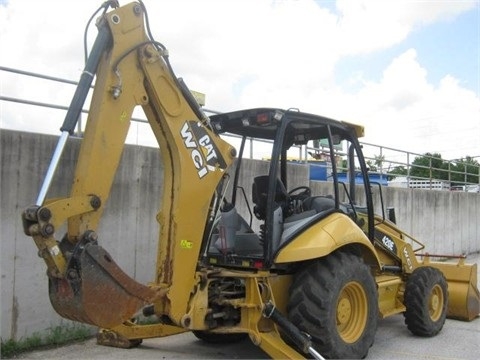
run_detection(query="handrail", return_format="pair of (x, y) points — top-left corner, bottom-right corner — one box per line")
(1, 66), (479, 191)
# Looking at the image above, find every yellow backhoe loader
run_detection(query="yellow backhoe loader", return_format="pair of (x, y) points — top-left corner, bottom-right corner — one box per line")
(21, 1), (479, 359)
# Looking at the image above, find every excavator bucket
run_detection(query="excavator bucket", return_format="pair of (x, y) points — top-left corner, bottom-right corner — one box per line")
(424, 257), (480, 321)
(49, 243), (158, 329)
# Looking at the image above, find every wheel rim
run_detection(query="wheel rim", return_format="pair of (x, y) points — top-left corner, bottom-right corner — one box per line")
(429, 284), (444, 321)
(336, 281), (368, 343)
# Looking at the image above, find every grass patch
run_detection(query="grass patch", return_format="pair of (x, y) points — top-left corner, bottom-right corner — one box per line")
(1, 323), (93, 358)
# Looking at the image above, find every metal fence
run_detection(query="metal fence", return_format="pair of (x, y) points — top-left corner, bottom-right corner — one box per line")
(1, 66), (479, 192)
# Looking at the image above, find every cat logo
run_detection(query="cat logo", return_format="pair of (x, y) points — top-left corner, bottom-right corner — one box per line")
(180, 121), (227, 178)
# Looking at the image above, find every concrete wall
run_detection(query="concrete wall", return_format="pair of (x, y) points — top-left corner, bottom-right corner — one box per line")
(1, 129), (479, 341)
(1, 130), (164, 342)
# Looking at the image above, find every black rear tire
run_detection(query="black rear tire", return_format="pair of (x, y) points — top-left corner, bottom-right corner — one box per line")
(403, 266), (448, 337)
(287, 250), (378, 359)
(192, 330), (247, 344)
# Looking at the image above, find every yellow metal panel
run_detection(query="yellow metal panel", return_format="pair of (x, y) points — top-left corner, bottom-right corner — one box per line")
(376, 275), (406, 318)
(341, 120), (365, 138)
(67, 3), (150, 239)
(269, 274), (292, 314)
(275, 213), (379, 264)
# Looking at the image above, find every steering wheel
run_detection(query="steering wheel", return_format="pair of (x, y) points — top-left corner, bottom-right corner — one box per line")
(286, 186), (311, 216)
(288, 186), (311, 199)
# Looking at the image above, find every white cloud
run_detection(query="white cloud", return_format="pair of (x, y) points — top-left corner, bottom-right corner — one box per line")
(1, 0), (478, 160)
(368, 49), (432, 111)
(334, 0), (477, 55)
(339, 49), (480, 160)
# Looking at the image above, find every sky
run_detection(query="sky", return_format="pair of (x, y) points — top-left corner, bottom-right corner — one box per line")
(0, 0), (479, 162)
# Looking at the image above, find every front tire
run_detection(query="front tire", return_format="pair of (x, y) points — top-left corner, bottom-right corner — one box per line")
(403, 266), (448, 337)
(287, 250), (378, 359)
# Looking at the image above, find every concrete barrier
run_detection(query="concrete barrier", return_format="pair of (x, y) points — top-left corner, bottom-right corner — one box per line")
(1, 129), (479, 341)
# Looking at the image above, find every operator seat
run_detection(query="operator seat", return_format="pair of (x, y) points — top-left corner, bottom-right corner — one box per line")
(284, 195), (336, 224)
(252, 175), (288, 220)
(303, 195), (335, 213)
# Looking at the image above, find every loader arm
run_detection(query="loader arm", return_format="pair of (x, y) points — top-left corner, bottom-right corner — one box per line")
(22, 1), (235, 328)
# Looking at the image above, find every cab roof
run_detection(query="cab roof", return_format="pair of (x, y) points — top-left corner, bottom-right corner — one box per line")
(209, 108), (364, 144)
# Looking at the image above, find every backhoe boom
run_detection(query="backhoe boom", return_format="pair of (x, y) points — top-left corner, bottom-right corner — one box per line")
(22, 1), (235, 329)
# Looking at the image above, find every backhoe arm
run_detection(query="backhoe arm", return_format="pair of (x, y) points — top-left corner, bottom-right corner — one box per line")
(22, 1), (236, 329)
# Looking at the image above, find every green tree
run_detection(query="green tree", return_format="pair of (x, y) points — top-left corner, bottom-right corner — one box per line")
(374, 154), (385, 170)
(366, 159), (377, 172)
(388, 165), (408, 180)
(389, 166), (408, 176)
(409, 152), (447, 180)
(449, 156), (480, 184)
(365, 154), (385, 173)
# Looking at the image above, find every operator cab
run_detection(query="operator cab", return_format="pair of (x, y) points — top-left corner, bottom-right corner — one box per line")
(203, 108), (374, 269)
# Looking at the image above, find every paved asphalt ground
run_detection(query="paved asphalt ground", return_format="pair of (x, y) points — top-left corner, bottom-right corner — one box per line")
(18, 253), (480, 360)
